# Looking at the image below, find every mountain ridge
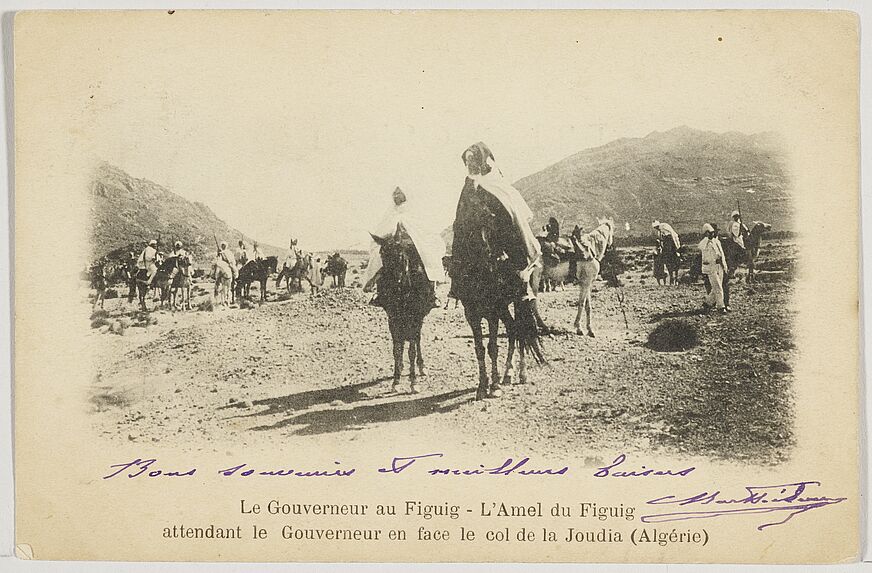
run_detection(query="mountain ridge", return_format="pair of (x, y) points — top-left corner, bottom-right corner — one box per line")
(89, 162), (284, 263)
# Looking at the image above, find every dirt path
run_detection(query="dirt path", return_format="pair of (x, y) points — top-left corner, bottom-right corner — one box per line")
(88, 244), (797, 465)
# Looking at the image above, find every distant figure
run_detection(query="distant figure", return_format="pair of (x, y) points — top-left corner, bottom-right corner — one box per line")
(309, 257), (324, 296)
(235, 240), (249, 269)
(652, 220), (681, 250)
(545, 216), (560, 243)
(652, 220), (682, 285)
(252, 241), (263, 261)
(364, 186), (445, 308)
(213, 241), (236, 307)
(728, 210), (749, 251)
(172, 241), (193, 310)
(698, 223), (728, 314)
(90, 261), (108, 310)
(137, 239), (159, 286)
(124, 251), (137, 303)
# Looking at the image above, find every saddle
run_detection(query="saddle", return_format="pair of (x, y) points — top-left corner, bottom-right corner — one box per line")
(541, 237), (575, 263)
(570, 234), (597, 261)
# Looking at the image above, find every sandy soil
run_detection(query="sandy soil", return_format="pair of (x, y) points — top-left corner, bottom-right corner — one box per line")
(87, 242), (797, 465)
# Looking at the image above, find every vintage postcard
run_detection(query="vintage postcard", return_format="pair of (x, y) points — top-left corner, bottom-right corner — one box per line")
(12, 9), (860, 563)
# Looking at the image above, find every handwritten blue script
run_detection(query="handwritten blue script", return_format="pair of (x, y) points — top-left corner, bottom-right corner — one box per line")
(641, 481), (847, 531)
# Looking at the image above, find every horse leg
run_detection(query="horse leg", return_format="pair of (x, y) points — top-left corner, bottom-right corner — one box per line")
(465, 310), (489, 400)
(574, 282), (585, 335)
(502, 327), (515, 386)
(518, 339), (528, 385)
(408, 336), (419, 394)
(487, 316), (503, 398)
(582, 293), (594, 337)
(392, 339), (403, 392)
(415, 330), (426, 377)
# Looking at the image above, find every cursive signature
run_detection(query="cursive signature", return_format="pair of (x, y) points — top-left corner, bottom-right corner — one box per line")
(641, 481), (847, 530)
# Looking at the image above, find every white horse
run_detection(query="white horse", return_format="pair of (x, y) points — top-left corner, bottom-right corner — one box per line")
(211, 257), (233, 308)
(571, 218), (615, 337)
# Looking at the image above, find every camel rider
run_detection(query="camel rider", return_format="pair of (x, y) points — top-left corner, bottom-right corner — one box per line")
(364, 186), (445, 308)
(652, 220), (681, 251)
(137, 239), (159, 286)
(218, 241), (237, 281)
(235, 240), (249, 270)
(729, 210), (749, 251)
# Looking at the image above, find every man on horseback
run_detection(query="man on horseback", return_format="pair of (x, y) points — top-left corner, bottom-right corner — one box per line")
(235, 240), (249, 270)
(251, 241), (263, 261)
(137, 239), (159, 286)
(364, 186), (445, 309)
(728, 210), (749, 251)
(219, 241), (237, 281)
(652, 220), (681, 251)
(451, 141), (544, 398)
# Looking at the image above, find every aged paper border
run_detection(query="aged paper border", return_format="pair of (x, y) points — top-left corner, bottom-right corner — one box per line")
(0, 3), (870, 567)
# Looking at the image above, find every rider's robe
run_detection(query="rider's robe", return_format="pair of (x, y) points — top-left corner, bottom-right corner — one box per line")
(364, 201), (446, 286)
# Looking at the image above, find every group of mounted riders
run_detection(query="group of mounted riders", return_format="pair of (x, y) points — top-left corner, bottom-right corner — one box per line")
(364, 140), (774, 398)
(90, 236), (349, 312)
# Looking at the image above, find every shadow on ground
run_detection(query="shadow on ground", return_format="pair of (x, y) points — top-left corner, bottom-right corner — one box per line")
(249, 388), (475, 435)
(221, 378), (389, 419)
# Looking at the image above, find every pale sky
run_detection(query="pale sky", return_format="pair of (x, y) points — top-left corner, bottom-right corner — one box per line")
(32, 10), (836, 250)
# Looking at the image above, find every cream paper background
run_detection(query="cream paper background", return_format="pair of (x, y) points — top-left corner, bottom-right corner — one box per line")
(12, 9), (860, 564)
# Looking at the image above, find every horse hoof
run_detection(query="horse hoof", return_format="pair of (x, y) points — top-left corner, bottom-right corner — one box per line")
(575, 329), (584, 336)
(519, 374), (528, 385)
(587, 331), (596, 338)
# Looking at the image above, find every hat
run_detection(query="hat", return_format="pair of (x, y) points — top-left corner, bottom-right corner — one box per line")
(148, 239), (157, 246)
(651, 221), (661, 229)
(730, 210), (740, 218)
(702, 223), (714, 233)
(174, 241), (182, 248)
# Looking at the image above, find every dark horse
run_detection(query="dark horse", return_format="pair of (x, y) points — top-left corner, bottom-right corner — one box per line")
(325, 253), (348, 287)
(654, 236), (682, 285)
(721, 221), (772, 283)
(236, 256), (278, 301)
(370, 224), (432, 394)
(276, 246), (310, 293)
(135, 256), (181, 311)
(451, 176), (545, 400)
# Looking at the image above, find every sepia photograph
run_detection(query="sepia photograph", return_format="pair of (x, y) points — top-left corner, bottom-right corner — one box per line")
(10, 8), (861, 564)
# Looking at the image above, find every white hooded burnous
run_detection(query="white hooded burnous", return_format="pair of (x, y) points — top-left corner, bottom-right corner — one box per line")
(363, 186), (446, 288)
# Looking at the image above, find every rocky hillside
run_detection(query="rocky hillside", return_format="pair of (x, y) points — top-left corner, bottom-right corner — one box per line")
(514, 126), (792, 236)
(89, 163), (282, 263)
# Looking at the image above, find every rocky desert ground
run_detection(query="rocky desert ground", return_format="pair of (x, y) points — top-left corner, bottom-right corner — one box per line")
(86, 242), (798, 465)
